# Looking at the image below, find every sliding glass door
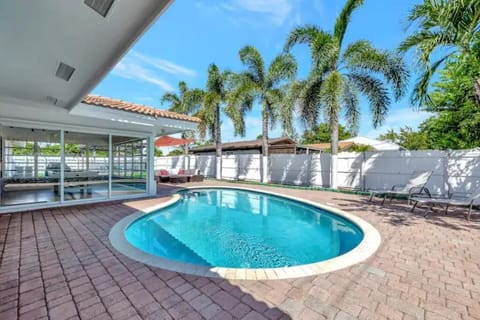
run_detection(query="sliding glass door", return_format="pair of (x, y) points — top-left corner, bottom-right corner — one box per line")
(63, 131), (109, 201)
(0, 126), (61, 207)
(111, 136), (147, 197)
(0, 125), (149, 209)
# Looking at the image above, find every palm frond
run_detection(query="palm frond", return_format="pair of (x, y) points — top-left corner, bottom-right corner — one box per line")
(206, 64), (226, 99)
(342, 78), (360, 134)
(320, 71), (343, 127)
(284, 25), (323, 51)
(410, 54), (452, 107)
(348, 73), (391, 128)
(266, 53), (297, 87)
(276, 83), (297, 138)
(344, 40), (410, 101)
(333, 0), (365, 47)
(239, 46), (265, 85)
(297, 77), (323, 129)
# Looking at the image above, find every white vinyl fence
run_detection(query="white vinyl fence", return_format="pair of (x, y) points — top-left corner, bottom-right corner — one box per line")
(154, 149), (480, 195)
(11, 150), (480, 194)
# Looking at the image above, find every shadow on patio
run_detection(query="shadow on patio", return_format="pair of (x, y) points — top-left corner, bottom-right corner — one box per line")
(0, 187), (293, 320)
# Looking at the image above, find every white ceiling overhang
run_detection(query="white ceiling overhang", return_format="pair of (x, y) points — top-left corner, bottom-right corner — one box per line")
(0, 0), (172, 109)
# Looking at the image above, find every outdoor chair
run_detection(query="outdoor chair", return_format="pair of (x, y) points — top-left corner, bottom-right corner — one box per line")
(175, 169), (204, 182)
(368, 170), (433, 205)
(156, 169), (204, 183)
(155, 169), (171, 183)
(410, 188), (480, 221)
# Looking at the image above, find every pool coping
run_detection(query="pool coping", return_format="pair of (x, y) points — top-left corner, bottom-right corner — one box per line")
(109, 186), (382, 280)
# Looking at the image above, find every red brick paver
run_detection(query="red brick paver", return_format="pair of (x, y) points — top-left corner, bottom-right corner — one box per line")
(1, 181), (479, 319)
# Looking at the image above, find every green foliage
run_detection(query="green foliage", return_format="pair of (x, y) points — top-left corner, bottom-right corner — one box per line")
(400, 0), (480, 106)
(348, 144), (374, 152)
(378, 127), (429, 150)
(167, 149), (184, 156)
(12, 143), (94, 156)
(302, 123), (353, 144)
(154, 148), (163, 157)
(416, 55), (480, 150)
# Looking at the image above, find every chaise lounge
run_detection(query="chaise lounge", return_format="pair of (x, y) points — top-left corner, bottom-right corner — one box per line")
(368, 170), (433, 205)
(410, 188), (480, 221)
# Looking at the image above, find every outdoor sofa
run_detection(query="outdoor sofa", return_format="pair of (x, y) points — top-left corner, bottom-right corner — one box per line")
(410, 188), (480, 221)
(155, 169), (204, 183)
(368, 170), (433, 204)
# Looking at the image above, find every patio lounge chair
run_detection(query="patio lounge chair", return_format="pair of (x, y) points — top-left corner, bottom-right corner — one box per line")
(156, 169), (204, 183)
(368, 170), (433, 205)
(410, 188), (480, 221)
(155, 169), (171, 183)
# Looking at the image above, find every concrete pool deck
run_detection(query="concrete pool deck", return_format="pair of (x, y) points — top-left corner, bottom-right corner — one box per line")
(1, 181), (479, 319)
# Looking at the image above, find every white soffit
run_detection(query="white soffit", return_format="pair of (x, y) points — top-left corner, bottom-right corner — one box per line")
(71, 103), (199, 134)
(0, 0), (172, 109)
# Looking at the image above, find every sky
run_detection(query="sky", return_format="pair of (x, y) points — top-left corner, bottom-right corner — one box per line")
(93, 0), (432, 142)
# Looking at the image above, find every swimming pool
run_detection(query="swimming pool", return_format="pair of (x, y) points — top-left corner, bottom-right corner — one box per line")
(110, 186), (381, 279)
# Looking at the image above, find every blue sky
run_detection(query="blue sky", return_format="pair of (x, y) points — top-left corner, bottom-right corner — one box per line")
(93, 0), (431, 142)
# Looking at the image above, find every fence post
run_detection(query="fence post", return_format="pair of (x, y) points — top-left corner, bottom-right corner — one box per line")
(361, 152), (366, 191)
(443, 150), (449, 195)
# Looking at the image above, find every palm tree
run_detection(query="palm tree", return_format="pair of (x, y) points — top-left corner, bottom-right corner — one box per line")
(203, 64), (247, 179)
(399, 0), (480, 106)
(228, 46), (297, 183)
(161, 81), (206, 138)
(284, 0), (409, 188)
(161, 81), (204, 155)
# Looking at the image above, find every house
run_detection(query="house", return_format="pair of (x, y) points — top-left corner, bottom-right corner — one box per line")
(190, 137), (299, 155)
(0, 0), (197, 212)
(303, 136), (402, 152)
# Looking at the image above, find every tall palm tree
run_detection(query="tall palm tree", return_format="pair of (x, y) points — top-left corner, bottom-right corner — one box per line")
(399, 0), (480, 106)
(284, 0), (409, 188)
(203, 64), (247, 179)
(228, 46), (297, 183)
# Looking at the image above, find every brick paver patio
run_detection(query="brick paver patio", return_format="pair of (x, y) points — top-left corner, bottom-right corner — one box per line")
(1, 181), (479, 320)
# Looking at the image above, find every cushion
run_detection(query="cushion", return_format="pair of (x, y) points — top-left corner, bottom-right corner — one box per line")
(158, 169), (169, 176)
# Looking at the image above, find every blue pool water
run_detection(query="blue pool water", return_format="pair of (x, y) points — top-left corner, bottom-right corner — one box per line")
(125, 188), (363, 268)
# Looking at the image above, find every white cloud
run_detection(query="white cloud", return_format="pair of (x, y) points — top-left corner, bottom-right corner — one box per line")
(112, 59), (174, 92)
(363, 108), (432, 138)
(198, 0), (302, 27)
(222, 0), (293, 26)
(130, 51), (196, 77)
(111, 51), (196, 92)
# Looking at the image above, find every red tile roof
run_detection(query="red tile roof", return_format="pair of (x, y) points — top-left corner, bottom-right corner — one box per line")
(82, 95), (201, 123)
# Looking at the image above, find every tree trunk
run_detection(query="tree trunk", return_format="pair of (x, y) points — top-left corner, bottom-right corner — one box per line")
(330, 115), (339, 189)
(474, 79), (480, 104)
(215, 103), (222, 180)
(261, 105), (269, 183)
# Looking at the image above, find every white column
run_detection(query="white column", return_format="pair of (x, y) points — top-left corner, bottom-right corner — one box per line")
(147, 134), (156, 195)
(60, 130), (65, 203)
(33, 141), (39, 178)
(108, 134), (112, 198)
(216, 156), (222, 180)
(262, 155), (268, 183)
(331, 154), (338, 189)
